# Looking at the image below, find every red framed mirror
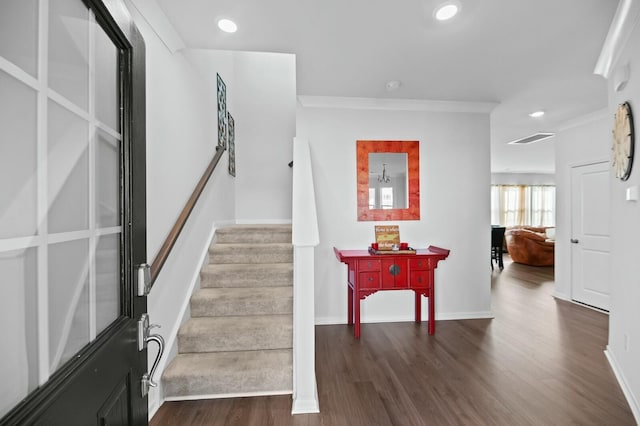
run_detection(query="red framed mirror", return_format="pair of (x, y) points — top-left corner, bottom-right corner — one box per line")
(357, 140), (420, 221)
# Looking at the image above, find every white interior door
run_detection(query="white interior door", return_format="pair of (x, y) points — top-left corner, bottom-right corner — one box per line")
(570, 161), (611, 311)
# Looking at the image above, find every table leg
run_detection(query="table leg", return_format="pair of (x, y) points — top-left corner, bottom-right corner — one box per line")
(414, 291), (421, 323)
(354, 294), (361, 338)
(348, 284), (354, 325)
(428, 285), (435, 335)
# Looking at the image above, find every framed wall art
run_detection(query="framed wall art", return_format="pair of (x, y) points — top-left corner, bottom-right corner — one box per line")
(228, 112), (236, 176)
(217, 73), (227, 151)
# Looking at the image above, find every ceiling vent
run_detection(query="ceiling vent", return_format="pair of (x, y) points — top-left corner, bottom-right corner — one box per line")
(508, 132), (555, 145)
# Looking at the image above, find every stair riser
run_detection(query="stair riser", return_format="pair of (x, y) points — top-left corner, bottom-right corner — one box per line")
(200, 268), (292, 288)
(209, 247), (293, 264)
(179, 327), (292, 353)
(191, 297), (292, 317)
(162, 349), (293, 398)
(164, 367), (292, 397)
(216, 230), (291, 244)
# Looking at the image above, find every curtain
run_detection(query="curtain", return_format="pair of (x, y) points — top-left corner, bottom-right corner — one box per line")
(491, 185), (555, 227)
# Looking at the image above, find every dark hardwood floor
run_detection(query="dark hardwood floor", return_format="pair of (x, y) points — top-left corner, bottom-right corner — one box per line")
(151, 256), (635, 425)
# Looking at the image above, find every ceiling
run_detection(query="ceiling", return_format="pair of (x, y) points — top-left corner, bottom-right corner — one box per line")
(153, 0), (619, 174)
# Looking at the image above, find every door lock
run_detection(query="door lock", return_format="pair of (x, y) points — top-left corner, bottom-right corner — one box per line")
(136, 263), (151, 296)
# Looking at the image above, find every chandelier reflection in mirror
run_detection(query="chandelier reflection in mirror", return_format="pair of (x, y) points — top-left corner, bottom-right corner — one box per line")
(378, 164), (391, 183)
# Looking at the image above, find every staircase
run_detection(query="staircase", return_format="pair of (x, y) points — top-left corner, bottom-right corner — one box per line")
(162, 224), (293, 399)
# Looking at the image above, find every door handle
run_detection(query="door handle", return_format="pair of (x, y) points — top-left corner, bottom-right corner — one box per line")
(141, 332), (165, 397)
(571, 238), (579, 244)
(138, 314), (165, 397)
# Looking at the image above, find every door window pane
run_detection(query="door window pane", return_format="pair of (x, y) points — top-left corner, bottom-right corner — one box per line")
(48, 101), (89, 233)
(0, 71), (37, 238)
(96, 234), (120, 334)
(0, 248), (38, 418)
(0, 1), (129, 417)
(48, 0), (89, 110)
(48, 239), (90, 372)
(96, 130), (120, 227)
(95, 23), (120, 130)
(0, 0), (38, 77)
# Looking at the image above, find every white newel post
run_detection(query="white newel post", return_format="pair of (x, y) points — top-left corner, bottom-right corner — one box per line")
(291, 137), (320, 414)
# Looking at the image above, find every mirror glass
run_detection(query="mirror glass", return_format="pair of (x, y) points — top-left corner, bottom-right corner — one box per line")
(368, 153), (408, 209)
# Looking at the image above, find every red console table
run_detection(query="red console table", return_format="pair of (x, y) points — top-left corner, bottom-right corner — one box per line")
(334, 246), (450, 338)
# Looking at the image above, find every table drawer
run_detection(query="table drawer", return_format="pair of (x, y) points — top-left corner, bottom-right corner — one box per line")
(410, 270), (431, 288)
(358, 259), (381, 272)
(359, 272), (381, 289)
(409, 258), (430, 270)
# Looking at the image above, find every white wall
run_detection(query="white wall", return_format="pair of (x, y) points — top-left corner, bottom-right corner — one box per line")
(605, 18), (640, 419)
(554, 114), (609, 300)
(186, 50), (296, 223)
(142, 43), (236, 262)
(234, 52), (297, 223)
(185, 50), (297, 224)
(297, 106), (493, 324)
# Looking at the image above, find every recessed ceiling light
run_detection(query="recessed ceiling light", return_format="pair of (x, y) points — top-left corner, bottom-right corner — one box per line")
(217, 19), (237, 33)
(529, 111), (545, 118)
(434, 2), (460, 21)
(385, 80), (401, 91)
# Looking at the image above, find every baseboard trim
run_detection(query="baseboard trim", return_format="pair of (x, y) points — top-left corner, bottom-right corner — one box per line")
(604, 346), (640, 423)
(552, 291), (571, 301)
(292, 394), (320, 414)
(164, 389), (293, 402)
(437, 311), (495, 320)
(315, 311), (494, 325)
(214, 219), (237, 228)
(235, 219), (292, 225)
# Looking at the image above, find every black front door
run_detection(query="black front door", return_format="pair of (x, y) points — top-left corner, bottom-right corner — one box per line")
(0, 0), (148, 424)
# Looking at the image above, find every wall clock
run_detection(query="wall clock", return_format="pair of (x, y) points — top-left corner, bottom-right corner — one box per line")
(612, 102), (635, 181)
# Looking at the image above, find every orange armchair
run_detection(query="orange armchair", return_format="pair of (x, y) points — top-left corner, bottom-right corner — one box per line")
(505, 226), (554, 266)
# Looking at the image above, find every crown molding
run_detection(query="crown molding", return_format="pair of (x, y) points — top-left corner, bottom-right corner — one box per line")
(126, 0), (186, 53)
(594, 0), (640, 79)
(555, 108), (610, 132)
(297, 95), (498, 113)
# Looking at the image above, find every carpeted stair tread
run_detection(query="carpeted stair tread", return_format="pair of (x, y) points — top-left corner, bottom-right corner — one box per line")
(215, 225), (292, 244)
(178, 315), (292, 353)
(209, 243), (293, 264)
(191, 287), (292, 317)
(163, 349), (292, 398)
(163, 224), (294, 400)
(200, 263), (293, 288)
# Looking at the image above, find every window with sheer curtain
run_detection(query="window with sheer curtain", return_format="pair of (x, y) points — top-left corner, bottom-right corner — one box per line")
(491, 185), (555, 227)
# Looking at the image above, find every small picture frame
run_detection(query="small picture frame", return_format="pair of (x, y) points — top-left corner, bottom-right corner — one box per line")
(228, 112), (236, 177)
(217, 73), (227, 151)
(374, 225), (400, 251)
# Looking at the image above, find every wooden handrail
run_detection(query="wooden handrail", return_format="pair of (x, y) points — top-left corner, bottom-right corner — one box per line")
(150, 147), (225, 284)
